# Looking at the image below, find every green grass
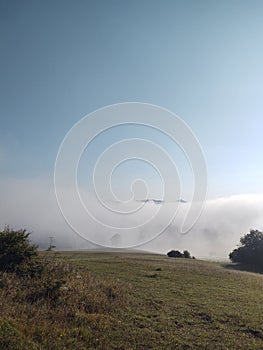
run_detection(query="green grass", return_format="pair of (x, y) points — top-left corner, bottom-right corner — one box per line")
(1, 251), (263, 349)
(60, 251), (263, 349)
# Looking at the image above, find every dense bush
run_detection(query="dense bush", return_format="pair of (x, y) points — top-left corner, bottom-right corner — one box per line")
(229, 229), (263, 270)
(167, 250), (192, 258)
(0, 227), (38, 272)
(167, 250), (183, 258)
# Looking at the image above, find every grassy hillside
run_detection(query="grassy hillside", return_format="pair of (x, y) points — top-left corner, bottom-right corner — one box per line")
(1, 251), (263, 349)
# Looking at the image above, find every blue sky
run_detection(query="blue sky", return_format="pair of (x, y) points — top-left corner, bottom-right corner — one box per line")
(1, 0), (263, 199)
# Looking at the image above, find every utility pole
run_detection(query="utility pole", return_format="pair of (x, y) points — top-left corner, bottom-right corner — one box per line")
(47, 236), (55, 251)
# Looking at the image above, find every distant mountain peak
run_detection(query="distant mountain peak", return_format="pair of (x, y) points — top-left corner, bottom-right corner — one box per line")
(136, 199), (164, 205)
(176, 199), (188, 203)
(136, 198), (188, 204)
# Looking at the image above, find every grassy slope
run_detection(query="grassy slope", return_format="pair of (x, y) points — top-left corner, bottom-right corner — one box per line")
(59, 251), (263, 350)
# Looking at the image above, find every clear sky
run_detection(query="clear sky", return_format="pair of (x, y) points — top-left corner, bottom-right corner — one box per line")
(1, 0), (263, 198)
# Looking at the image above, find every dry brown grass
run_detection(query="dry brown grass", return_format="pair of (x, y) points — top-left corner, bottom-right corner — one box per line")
(0, 254), (125, 350)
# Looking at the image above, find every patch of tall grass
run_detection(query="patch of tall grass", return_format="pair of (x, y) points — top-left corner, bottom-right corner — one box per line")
(0, 254), (125, 350)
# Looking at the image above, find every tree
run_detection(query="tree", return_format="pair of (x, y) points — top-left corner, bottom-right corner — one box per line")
(229, 229), (263, 270)
(0, 227), (38, 272)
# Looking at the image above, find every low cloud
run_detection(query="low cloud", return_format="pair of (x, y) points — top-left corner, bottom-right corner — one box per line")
(143, 194), (263, 259)
(1, 177), (263, 259)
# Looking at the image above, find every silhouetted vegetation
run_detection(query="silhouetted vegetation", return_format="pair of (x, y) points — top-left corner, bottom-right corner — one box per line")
(167, 249), (192, 258)
(183, 250), (191, 258)
(0, 227), (38, 272)
(229, 229), (263, 270)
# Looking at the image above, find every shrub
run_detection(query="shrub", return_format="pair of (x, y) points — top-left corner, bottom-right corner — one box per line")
(167, 250), (192, 258)
(0, 227), (38, 272)
(167, 250), (183, 258)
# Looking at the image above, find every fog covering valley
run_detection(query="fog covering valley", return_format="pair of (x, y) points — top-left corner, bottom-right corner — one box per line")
(1, 177), (262, 260)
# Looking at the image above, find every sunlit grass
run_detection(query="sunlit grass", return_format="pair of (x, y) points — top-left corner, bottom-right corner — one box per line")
(1, 251), (262, 349)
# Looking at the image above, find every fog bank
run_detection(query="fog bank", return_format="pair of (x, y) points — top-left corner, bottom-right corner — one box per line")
(1, 178), (263, 259)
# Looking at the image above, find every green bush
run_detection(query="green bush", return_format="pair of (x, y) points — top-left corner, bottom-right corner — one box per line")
(0, 227), (38, 272)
